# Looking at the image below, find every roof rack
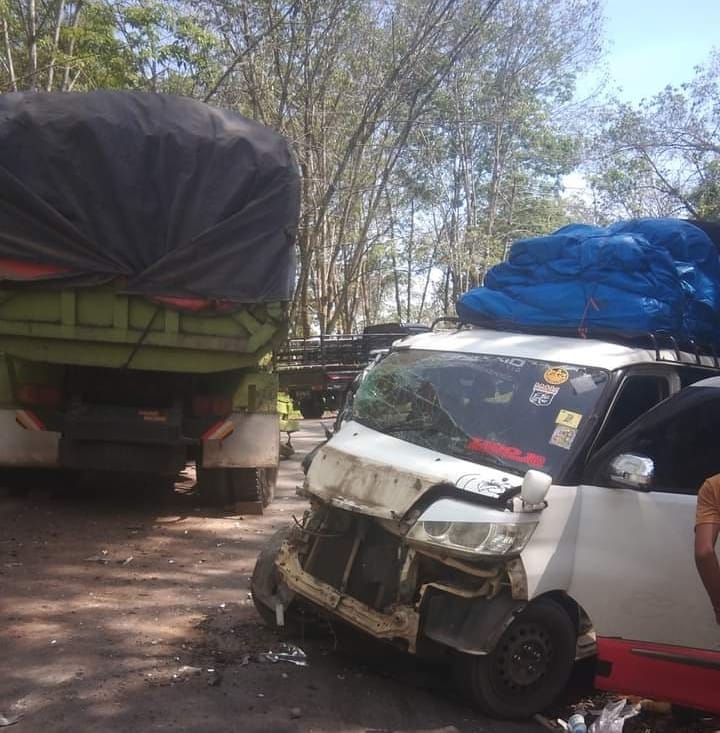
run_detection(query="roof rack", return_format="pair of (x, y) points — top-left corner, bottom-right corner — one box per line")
(431, 316), (461, 331)
(438, 317), (720, 369)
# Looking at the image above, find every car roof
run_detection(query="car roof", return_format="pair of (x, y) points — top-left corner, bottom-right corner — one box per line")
(397, 327), (716, 372)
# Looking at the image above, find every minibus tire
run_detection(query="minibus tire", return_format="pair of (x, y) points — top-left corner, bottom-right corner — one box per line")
(251, 527), (295, 628)
(459, 598), (576, 719)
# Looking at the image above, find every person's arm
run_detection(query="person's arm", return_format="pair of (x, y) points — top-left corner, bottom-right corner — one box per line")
(695, 522), (720, 625)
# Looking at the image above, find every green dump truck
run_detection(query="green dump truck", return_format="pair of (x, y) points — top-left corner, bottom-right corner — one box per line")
(0, 91), (299, 509)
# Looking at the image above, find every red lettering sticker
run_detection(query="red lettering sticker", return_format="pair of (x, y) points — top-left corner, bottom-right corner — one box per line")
(466, 437), (547, 468)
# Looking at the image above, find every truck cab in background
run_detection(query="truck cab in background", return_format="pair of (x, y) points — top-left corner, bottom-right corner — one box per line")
(276, 323), (429, 418)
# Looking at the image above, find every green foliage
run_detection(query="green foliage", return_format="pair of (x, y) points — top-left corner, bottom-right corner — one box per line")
(0, 0), (606, 333)
(590, 50), (720, 220)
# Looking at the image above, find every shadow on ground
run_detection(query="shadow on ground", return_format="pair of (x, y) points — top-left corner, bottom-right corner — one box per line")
(0, 420), (534, 733)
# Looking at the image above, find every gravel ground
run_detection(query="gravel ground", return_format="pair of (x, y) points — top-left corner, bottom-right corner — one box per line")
(1, 420), (537, 733)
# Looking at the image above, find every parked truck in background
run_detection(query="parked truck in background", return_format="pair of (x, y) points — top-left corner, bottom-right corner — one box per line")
(0, 91), (299, 510)
(276, 323), (429, 418)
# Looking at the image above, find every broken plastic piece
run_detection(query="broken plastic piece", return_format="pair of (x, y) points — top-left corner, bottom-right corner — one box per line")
(261, 643), (308, 666)
(0, 713), (22, 727)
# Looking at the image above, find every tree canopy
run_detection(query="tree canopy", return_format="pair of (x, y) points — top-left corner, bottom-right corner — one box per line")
(10, 0), (711, 334)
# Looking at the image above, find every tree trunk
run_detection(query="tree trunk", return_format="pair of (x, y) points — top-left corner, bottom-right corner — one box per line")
(28, 0), (38, 90)
(46, 0), (65, 90)
(62, 1), (83, 92)
(2, 16), (17, 91)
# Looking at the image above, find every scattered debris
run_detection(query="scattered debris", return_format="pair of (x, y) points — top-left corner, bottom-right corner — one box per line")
(568, 710), (587, 733)
(84, 555), (108, 564)
(177, 665), (202, 677)
(206, 668), (222, 686)
(260, 643), (308, 667)
(589, 699), (640, 733)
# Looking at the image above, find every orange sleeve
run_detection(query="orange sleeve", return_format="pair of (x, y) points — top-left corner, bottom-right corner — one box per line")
(696, 476), (720, 526)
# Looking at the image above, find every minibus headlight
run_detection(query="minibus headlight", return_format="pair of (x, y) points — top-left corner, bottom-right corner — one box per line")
(407, 499), (538, 557)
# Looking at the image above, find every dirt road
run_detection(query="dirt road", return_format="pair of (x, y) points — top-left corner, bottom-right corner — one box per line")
(1, 421), (536, 733)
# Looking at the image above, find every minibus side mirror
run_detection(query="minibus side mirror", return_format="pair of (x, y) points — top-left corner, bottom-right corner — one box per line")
(520, 469), (552, 507)
(608, 453), (654, 490)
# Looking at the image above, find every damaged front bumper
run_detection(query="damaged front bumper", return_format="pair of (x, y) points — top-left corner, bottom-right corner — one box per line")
(273, 505), (528, 657)
(276, 540), (421, 651)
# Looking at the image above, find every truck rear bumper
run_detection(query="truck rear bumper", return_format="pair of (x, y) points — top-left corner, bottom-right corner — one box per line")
(2, 405), (278, 472)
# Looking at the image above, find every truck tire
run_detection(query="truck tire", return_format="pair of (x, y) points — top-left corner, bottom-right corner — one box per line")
(299, 394), (324, 419)
(455, 598), (576, 719)
(196, 466), (277, 507)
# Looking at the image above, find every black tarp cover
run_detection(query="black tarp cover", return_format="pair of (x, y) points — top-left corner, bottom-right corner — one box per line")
(0, 91), (299, 303)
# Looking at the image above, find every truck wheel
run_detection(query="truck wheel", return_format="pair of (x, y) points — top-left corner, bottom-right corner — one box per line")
(299, 395), (324, 419)
(196, 466), (277, 507)
(456, 598), (576, 719)
(251, 526), (295, 627)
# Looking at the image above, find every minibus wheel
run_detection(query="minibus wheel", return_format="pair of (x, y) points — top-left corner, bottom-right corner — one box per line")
(251, 527), (295, 627)
(458, 597), (576, 718)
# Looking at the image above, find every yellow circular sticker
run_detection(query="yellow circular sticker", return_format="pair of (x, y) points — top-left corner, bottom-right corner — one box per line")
(544, 367), (569, 385)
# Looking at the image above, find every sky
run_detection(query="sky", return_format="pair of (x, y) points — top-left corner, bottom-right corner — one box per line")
(577, 0), (720, 103)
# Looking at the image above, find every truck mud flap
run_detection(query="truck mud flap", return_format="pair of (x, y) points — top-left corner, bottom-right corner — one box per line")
(0, 409), (59, 466)
(201, 413), (279, 468)
(60, 404), (185, 473)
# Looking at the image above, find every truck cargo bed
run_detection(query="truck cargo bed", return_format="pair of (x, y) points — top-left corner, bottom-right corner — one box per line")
(0, 282), (286, 373)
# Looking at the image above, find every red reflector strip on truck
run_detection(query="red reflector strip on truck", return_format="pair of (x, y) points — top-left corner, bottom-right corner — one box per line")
(17, 384), (62, 407)
(0, 259), (68, 279)
(202, 420), (235, 441)
(15, 410), (46, 431)
(151, 296), (236, 313)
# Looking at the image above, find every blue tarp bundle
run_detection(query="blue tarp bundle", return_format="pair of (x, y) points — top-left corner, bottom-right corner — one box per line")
(456, 219), (720, 345)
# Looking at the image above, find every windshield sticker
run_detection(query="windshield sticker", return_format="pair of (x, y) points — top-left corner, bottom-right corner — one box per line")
(544, 367), (569, 385)
(570, 373), (598, 394)
(550, 425), (577, 450)
(529, 382), (559, 406)
(555, 409), (582, 429)
(466, 437), (547, 468)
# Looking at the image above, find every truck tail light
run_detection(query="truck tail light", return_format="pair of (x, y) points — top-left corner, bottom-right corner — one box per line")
(17, 384), (62, 408)
(191, 396), (232, 417)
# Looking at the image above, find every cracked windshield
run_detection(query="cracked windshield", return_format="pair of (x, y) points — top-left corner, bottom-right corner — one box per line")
(352, 350), (608, 477)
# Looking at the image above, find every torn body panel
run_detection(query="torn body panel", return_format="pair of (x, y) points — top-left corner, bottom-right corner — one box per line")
(277, 540), (421, 651)
(274, 504), (524, 657)
(306, 420), (521, 519)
